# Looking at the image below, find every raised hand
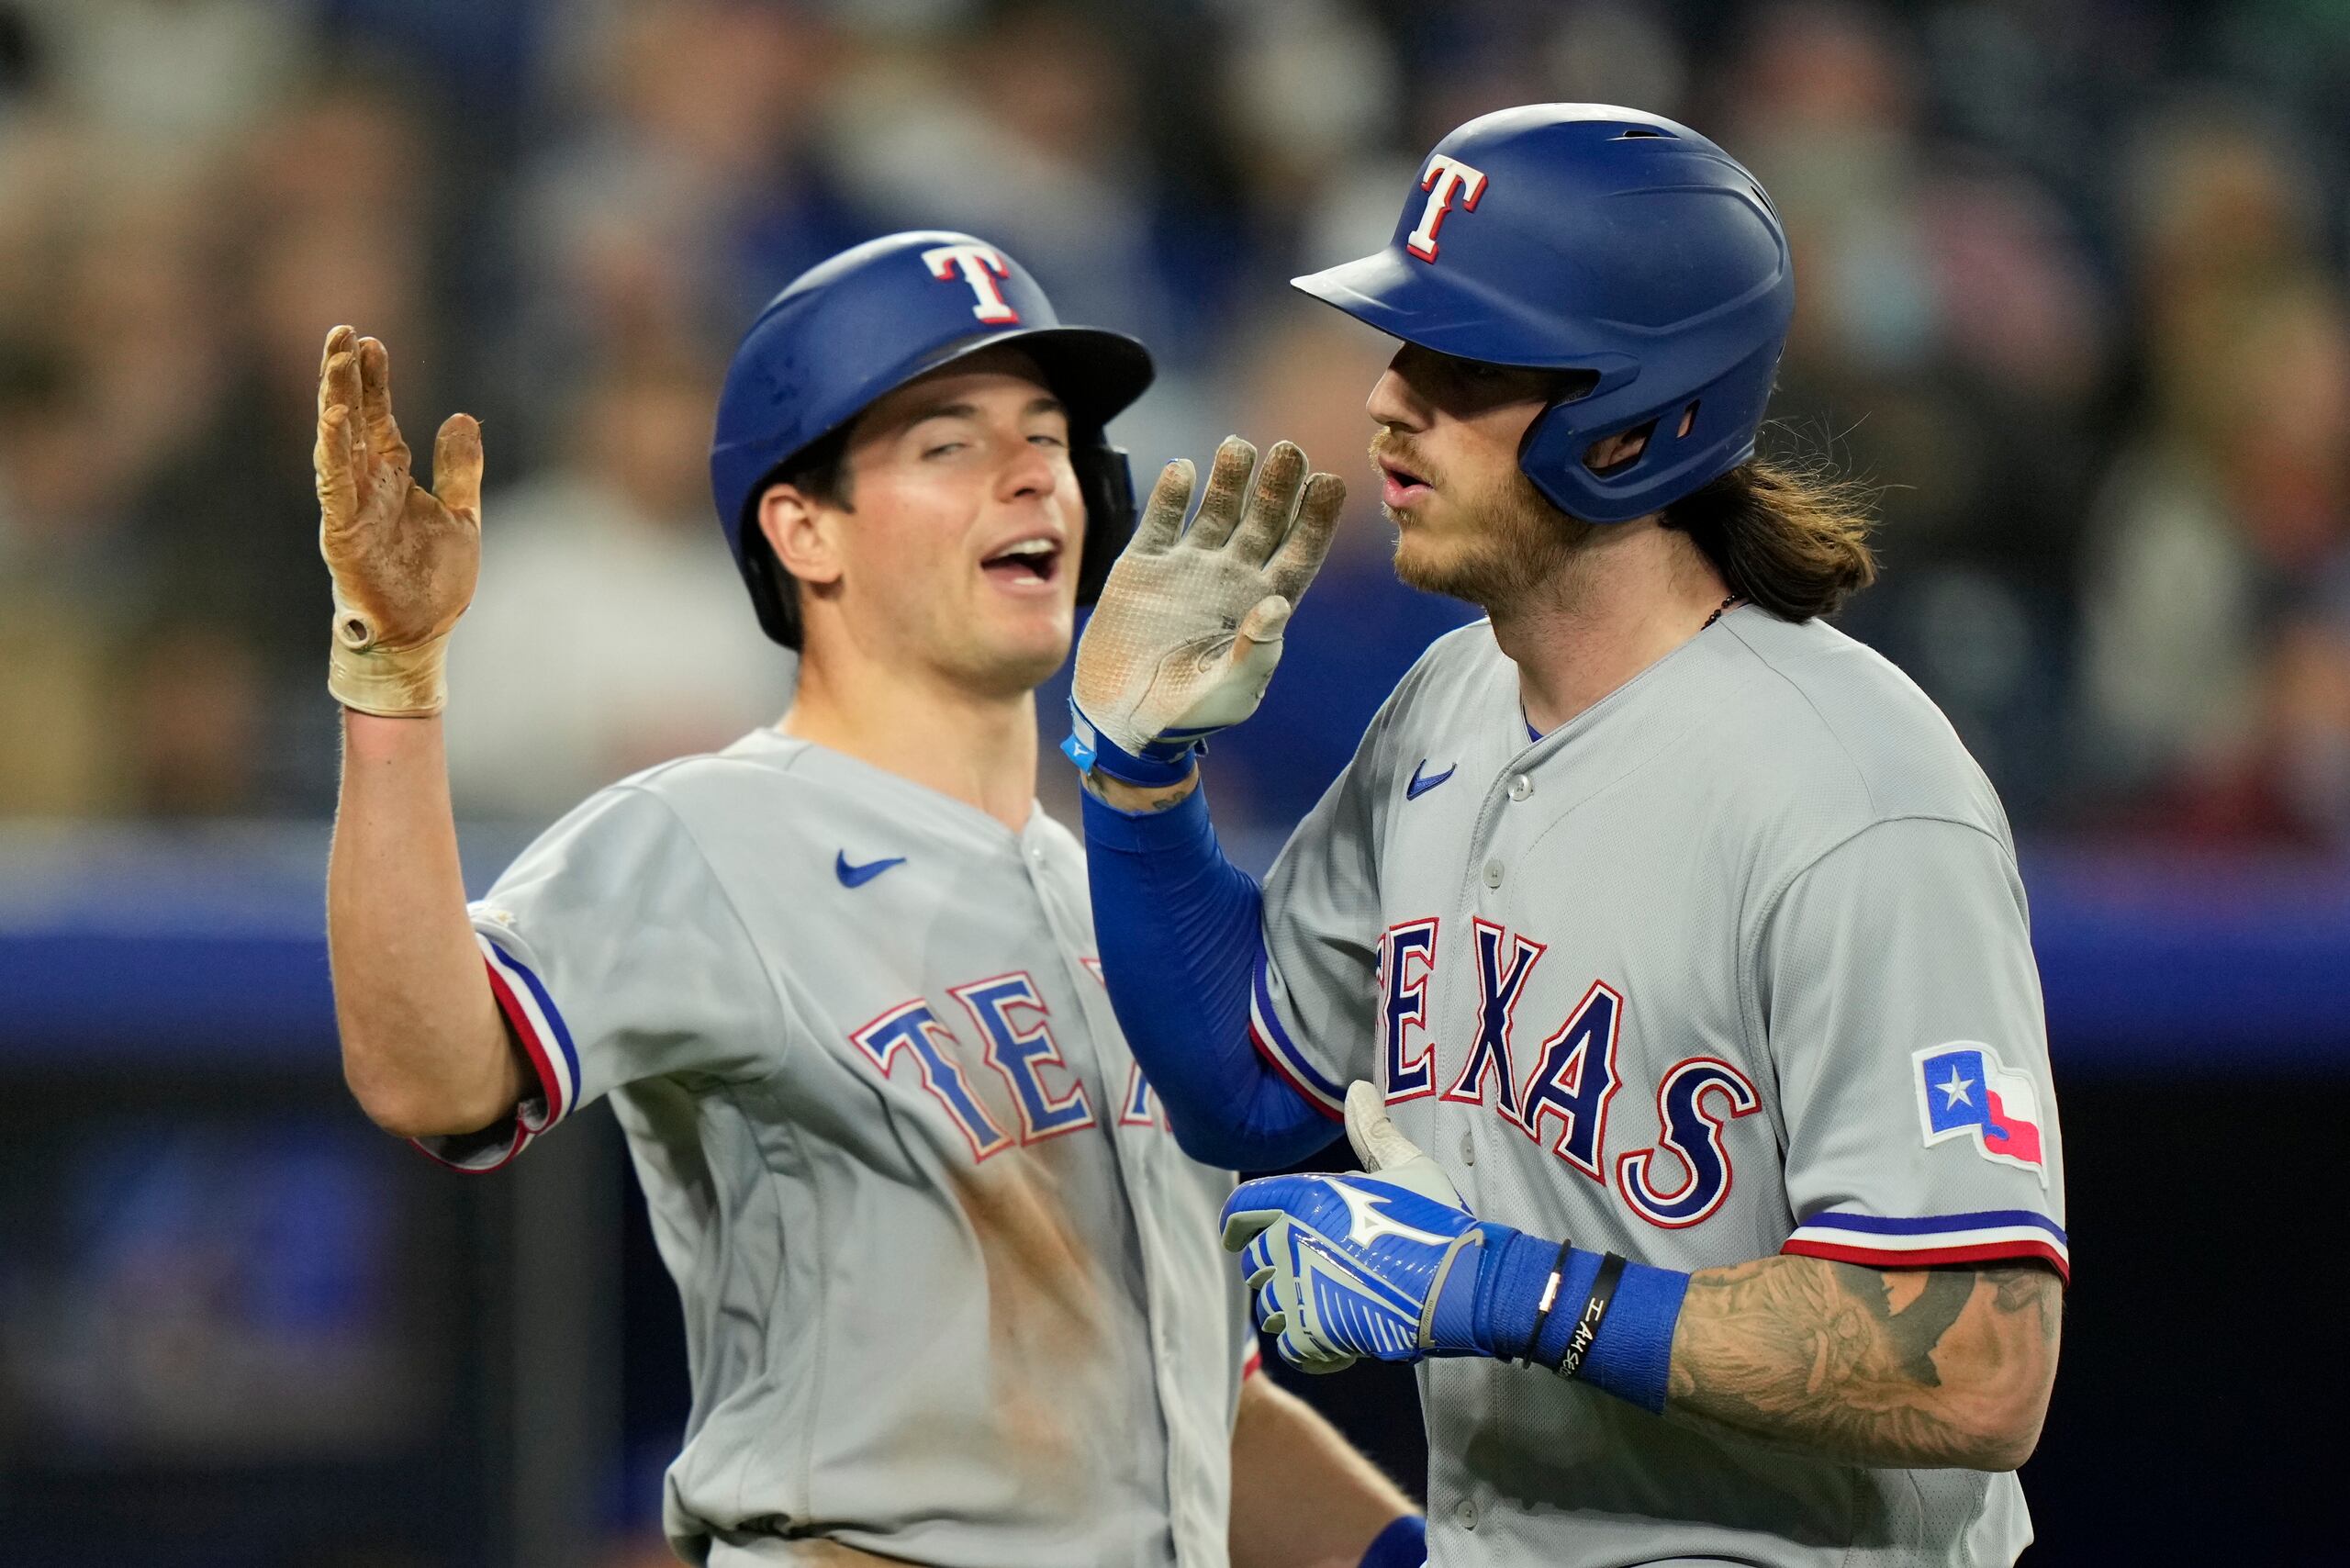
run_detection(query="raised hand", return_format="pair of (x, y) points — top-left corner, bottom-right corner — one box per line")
(314, 324), (484, 716)
(1067, 436), (1343, 786)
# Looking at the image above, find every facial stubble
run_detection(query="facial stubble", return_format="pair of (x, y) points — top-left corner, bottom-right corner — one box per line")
(1388, 466), (1594, 618)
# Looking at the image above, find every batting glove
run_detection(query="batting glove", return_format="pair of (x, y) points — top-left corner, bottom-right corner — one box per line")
(315, 325), (484, 716)
(1221, 1082), (1512, 1373)
(1066, 436), (1343, 787)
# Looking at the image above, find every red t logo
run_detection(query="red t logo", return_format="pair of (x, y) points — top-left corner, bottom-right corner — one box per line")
(1405, 155), (1489, 263)
(922, 243), (1022, 324)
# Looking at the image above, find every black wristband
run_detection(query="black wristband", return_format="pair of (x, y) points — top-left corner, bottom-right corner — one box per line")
(1555, 1251), (1628, 1382)
(1519, 1239), (1577, 1368)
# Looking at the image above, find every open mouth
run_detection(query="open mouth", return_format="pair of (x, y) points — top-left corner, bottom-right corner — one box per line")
(980, 535), (1063, 589)
(1378, 458), (1434, 510)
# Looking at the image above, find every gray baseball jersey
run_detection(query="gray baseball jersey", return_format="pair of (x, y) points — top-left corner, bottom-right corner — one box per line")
(1250, 608), (2066, 1568)
(419, 730), (1252, 1568)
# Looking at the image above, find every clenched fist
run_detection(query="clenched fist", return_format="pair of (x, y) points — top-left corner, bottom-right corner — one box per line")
(314, 324), (483, 716)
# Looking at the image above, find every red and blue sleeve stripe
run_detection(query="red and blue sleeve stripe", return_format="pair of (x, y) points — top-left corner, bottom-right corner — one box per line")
(1783, 1208), (2070, 1282)
(1248, 953), (1346, 1121)
(409, 932), (581, 1173)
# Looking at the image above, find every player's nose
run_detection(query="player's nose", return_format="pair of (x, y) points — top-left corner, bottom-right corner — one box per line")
(1366, 356), (1429, 435)
(994, 431), (1058, 502)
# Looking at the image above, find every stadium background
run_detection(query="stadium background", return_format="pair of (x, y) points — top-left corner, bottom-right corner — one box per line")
(0, 0), (2343, 1562)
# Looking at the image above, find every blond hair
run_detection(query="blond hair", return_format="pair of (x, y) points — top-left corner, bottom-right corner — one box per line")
(1661, 457), (1878, 621)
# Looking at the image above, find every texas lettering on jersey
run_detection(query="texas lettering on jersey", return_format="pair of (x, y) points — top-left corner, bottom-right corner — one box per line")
(1373, 916), (1760, 1229)
(853, 968), (1168, 1160)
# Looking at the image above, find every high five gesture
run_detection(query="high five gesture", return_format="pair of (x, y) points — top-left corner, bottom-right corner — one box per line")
(313, 324), (484, 716)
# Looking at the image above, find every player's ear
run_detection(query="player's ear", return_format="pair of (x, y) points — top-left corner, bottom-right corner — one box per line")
(758, 482), (844, 591)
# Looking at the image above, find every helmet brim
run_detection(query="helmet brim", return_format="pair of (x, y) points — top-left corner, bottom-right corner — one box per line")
(899, 323), (1155, 439)
(1292, 248), (1625, 375)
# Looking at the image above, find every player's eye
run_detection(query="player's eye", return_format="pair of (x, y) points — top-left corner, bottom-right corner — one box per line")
(922, 441), (967, 459)
(1027, 432), (1067, 449)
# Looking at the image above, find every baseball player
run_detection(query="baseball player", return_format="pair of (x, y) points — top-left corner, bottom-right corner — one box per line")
(1065, 107), (2065, 1566)
(314, 231), (1424, 1567)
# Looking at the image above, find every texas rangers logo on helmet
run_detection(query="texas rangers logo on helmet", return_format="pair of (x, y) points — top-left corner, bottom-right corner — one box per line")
(1406, 154), (1488, 263)
(922, 241), (1022, 324)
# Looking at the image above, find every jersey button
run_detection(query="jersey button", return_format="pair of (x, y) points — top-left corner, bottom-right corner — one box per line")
(1507, 773), (1533, 801)
(1481, 857), (1504, 890)
(1460, 1132), (1475, 1166)
(1454, 1496), (1478, 1530)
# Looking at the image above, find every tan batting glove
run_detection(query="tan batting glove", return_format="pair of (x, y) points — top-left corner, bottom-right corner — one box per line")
(1067, 436), (1344, 787)
(313, 324), (484, 717)
(1346, 1081), (1465, 1205)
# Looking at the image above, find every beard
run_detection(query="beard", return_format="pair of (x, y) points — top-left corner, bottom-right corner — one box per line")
(1388, 462), (1594, 614)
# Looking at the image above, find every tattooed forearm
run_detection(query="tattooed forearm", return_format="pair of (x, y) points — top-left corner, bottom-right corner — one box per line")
(1993, 1264), (2065, 1353)
(1663, 1257), (2061, 1471)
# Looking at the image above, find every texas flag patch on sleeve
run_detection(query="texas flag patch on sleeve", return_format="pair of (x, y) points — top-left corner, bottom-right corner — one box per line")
(1913, 1043), (2047, 1187)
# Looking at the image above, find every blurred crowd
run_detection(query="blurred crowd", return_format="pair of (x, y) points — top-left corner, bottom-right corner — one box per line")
(3, 0), (2348, 852)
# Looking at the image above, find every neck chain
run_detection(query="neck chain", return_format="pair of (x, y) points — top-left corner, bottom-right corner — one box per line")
(1700, 593), (1741, 632)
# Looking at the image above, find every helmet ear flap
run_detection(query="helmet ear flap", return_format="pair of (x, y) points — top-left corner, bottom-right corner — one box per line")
(1511, 395), (1646, 524)
(1517, 342), (1786, 524)
(742, 510), (804, 649)
(1070, 440), (1137, 607)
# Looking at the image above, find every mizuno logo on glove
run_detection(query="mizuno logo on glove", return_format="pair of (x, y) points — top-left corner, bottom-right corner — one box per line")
(1328, 1177), (1455, 1249)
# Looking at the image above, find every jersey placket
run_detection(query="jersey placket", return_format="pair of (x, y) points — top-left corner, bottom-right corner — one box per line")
(1436, 722), (1539, 1204)
(1017, 823), (1211, 1568)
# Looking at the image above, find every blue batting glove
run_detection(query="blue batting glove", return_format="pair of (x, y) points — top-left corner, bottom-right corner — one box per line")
(1219, 1082), (1511, 1372)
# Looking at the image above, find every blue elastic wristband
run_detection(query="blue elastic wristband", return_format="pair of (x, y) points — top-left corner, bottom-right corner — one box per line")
(1358, 1513), (1427, 1568)
(1474, 1230), (1688, 1416)
(1472, 1227), (1561, 1361)
(1063, 699), (1197, 788)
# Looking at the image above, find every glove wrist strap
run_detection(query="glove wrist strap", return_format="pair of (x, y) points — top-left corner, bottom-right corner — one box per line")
(1420, 1224), (1498, 1354)
(1063, 700), (1198, 788)
(328, 612), (450, 717)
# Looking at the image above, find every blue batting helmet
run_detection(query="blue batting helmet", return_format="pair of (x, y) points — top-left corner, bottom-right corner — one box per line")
(1293, 104), (1794, 525)
(711, 230), (1155, 648)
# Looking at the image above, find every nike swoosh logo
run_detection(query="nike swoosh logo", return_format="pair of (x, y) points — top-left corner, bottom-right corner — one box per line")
(834, 851), (908, 889)
(1405, 760), (1456, 801)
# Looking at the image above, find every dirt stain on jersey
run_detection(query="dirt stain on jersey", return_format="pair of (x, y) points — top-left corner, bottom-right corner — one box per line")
(949, 1145), (1115, 1485)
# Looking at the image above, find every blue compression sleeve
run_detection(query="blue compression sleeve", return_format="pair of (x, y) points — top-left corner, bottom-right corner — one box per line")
(1081, 784), (1338, 1170)
(1358, 1514), (1427, 1568)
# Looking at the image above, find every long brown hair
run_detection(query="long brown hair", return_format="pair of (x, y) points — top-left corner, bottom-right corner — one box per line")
(1660, 455), (1879, 622)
